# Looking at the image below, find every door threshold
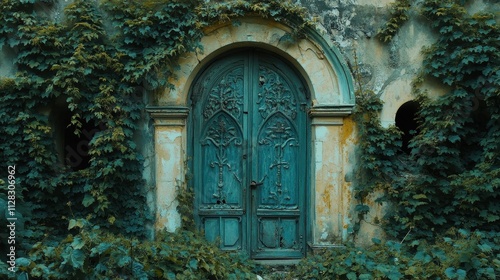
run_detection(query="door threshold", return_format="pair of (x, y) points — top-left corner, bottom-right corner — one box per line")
(253, 259), (301, 266)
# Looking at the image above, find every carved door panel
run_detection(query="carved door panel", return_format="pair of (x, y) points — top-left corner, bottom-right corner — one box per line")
(192, 51), (307, 259)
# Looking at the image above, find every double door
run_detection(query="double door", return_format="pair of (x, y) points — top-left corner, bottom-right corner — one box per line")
(192, 50), (308, 259)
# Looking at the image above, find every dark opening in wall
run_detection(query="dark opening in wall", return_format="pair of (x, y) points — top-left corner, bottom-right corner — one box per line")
(64, 116), (99, 171)
(395, 101), (420, 154)
(51, 107), (103, 171)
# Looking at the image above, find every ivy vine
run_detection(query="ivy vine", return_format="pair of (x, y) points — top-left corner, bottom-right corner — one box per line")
(295, 0), (499, 278)
(377, 0), (412, 42)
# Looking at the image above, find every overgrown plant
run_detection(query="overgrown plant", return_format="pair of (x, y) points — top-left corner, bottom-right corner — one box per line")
(377, 0), (412, 42)
(1, 0), (498, 278)
(16, 219), (256, 279)
(289, 229), (499, 279)
(389, 0), (500, 239)
(351, 86), (405, 238)
(319, 0), (500, 278)
(0, 0), (317, 240)
(196, 0), (315, 41)
(354, 0), (500, 241)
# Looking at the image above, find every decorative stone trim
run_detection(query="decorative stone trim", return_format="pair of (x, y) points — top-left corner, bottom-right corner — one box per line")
(309, 105), (354, 125)
(146, 106), (190, 126)
(307, 242), (346, 254)
(309, 105), (354, 117)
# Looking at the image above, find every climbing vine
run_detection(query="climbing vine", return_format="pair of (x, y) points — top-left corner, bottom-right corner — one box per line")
(377, 0), (412, 42)
(196, 0), (315, 40)
(393, 0), (499, 239)
(354, 0), (500, 241)
(345, 0), (500, 261)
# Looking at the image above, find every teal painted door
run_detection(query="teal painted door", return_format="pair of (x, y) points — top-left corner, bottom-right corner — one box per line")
(192, 51), (308, 259)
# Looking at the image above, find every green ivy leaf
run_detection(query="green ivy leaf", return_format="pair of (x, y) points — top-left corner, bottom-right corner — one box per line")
(61, 248), (85, 269)
(71, 236), (85, 250)
(189, 258), (198, 269)
(68, 219), (86, 230)
(82, 194), (95, 207)
(359, 274), (373, 280)
(118, 255), (132, 267)
(477, 243), (492, 252)
(90, 242), (111, 257)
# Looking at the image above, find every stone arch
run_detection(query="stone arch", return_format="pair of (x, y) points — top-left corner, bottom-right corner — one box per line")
(147, 18), (357, 247)
(155, 17), (354, 109)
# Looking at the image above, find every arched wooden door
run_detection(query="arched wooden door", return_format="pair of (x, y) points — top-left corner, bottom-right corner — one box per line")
(191, 50), (309, 259)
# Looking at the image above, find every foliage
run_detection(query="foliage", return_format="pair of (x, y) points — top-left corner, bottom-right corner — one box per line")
(295, 1), (500, 278)
(14, 219), (256, 279)
(1, 0), (498, 277)
(352, 86), (404, 236)
(0, 0), (153, 244)
(99, 0), (204, 89)
(289, 229), (500, 279)
(196, 0), (315, 40)
(377, 0), (412, 42)
(176, 161), (196, 232)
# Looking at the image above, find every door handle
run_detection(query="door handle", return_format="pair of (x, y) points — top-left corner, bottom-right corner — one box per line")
(250, 180), (263, 188)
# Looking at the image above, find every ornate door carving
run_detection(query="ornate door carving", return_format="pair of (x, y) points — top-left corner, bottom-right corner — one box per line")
(192, 51), (308, 259)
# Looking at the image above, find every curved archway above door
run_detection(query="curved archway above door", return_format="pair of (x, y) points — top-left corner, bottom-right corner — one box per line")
(156, 17), (355, 111)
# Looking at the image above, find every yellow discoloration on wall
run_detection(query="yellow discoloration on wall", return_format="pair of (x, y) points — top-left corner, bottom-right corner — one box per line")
(311, 116), (359, 244)
(340, 117), (356, 145)
(322, 185), (332, 211)
(153, 125), (186, 231)
(313, 123), (349, 244)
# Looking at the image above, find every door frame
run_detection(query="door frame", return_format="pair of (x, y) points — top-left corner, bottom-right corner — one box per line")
(188, 48), (312, 259)
(148, 18), (355, 256)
